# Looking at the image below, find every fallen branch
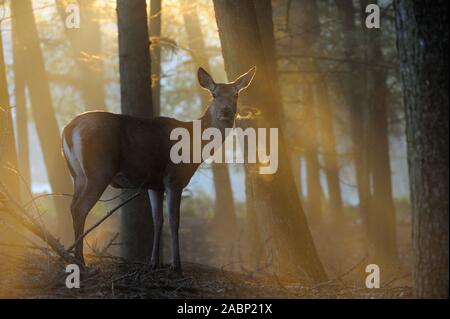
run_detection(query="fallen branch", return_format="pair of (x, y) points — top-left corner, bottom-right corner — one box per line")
(66, 192), (140, 253)
(0, 183), (77, 264)
(1, 182), (140, 265)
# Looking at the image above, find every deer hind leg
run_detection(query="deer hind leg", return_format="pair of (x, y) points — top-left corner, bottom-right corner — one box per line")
(70, 176), (87, 266)
(148, 190), (164, 269)
(70, 173), (112, 267)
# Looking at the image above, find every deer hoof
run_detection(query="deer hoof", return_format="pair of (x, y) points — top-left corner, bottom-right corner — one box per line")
(169, 263), (182, 275)
(150, 262), (160, 270)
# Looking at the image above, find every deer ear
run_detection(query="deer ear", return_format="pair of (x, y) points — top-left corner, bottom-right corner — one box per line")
(198, 67), (216, 92)
(233, 66), (256, 92)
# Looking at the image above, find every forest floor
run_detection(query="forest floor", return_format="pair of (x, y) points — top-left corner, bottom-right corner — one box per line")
(0, 215), (413, 299)
(0, 254), (411, 298)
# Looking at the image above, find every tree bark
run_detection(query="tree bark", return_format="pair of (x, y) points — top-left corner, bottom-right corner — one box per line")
(117, 0), (154, 262)
(394, 0), (449, 298)
(182, 1), (237, 236)
(11, 0), (74, 241)
(149, 0), (161, 116)
(213, 0), (327, 282)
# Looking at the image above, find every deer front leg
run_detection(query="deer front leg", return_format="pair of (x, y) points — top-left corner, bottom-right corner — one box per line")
(166, 187), (182, 274)
(148, 190), (164, 269)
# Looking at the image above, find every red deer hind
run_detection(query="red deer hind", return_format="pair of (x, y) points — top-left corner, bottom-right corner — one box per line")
(62, 67), (256, 274)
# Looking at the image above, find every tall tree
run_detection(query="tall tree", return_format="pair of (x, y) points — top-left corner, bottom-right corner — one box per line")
(182, 1), (237, 236)
(288, 0), (325, 223)
(315, 78), (344, 226)
(56, 0), (105, 111)
(303, 83), (323, 223)
(335, 0), (398, 260)
(11, 0), (74, 240)
(335, 0), (371, 244)
(394, 0), (449, 298)
(12, 16), (30, 197)
(213, 0), (327, 282)
(293, 0), (344, 225)
(117, 0), (154, 262)
(0, 27), (20, 200)
(0, 29), (24, 247)
(149, 0), (162, 116)
(363, 0), (398, 262)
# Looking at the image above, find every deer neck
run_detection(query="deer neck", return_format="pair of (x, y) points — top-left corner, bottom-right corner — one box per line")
(198, 103), (233, 144)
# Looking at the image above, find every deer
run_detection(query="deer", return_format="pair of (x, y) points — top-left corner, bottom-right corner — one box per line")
(62, 67), (256, 274)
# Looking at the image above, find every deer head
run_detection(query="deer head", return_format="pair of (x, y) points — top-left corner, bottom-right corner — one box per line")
(198, 66), (256, 127)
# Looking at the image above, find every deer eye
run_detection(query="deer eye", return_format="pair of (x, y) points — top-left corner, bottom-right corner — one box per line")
(212, 92), (217, 98)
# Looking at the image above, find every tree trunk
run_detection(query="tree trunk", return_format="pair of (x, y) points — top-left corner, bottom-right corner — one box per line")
(291, 153), (303, 198)
(315, 80), (344, 226)
(394, 0), (449, 298)
(301, 0), (343, 225)
(286, 0), (326, 224)
(12, 20), (30, 197)
(365, 2), (398, 262)
(335, 0), (371, 244)
(182, 1), (237, 237)
(57, 0), (105, 111)
(149, 0), (161, 116)
(303, 83), (323, 223)
(0, 30), (24, 247)
(117, 0), (154, 262)
(213, 0), (327, 282)
(0, 29), (20, 200)
(11, 0), (74, 241)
